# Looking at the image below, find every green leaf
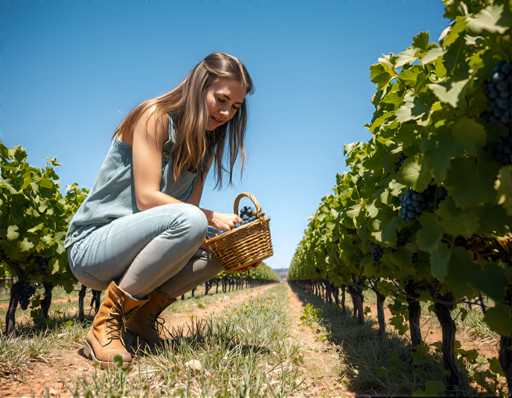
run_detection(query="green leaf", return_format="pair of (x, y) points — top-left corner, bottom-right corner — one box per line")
(423, 130), (459, 182)
(446, 247), (480, 298)
(440, 17), (466, 47)
(416, 213), (443, 253)
(56, 241), (65, 255)
(6, 225), (20, 240)
(38, 178), (53, 189)
(466, 4), (510, 34)
(483, 305), (512, 336)
(388, 180), (406, 197)
(380, 189), (390, 205)
(412, 32), (429, 50)
(399, 68), (420, 84)
(451, 117), (486, 156)
(51, 259), (60, 275)
(400, 157), (421, 185)
(445, 158), (496, 208)
(428, 79), (468, 108)
(27, 223), (45, 234)
(346, 203), (362, 219)
(436, 198), (479, 238)
(0, 177), (17, 195)
(396, 92), (427, 122)
(370, 63), (393, 90)
(395, 48), (417, 68)
(19, 238), (34, 252)
(430, 243), (452, 281)
(369, 112), (395, 132)
(421, 47), (444, 65)
(366, 201), (379, 218)
(468, 264), (506, 303)
(399, 156), (431, 192)
(477, 205), (511, 235)
(381, 216), (400, 245)
(21, 173), (33, 191)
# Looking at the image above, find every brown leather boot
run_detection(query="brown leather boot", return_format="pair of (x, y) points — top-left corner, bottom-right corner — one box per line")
(83, 281), (148, 368)
(125, 290), (176, 349)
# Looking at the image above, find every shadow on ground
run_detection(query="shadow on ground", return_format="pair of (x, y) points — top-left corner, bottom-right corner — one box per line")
(289, 284), (489, 397)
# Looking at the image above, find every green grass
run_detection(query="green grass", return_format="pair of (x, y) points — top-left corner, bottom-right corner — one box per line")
(0, 284), (272, 386)
(68, 285), (304, 397)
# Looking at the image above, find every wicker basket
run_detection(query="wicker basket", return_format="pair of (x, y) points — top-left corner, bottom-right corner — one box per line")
(204, 192), (273, 272)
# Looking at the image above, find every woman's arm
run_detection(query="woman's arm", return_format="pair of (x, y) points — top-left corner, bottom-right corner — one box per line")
(132, 110), (182, 211)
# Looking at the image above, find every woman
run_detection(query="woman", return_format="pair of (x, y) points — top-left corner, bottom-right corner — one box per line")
(64, 52), (253, 367)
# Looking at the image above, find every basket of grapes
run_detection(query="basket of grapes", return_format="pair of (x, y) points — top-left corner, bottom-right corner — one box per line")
(204, 192), (273, 272)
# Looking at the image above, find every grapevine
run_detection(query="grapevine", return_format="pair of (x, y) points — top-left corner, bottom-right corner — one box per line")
(289, 1), (512, 395)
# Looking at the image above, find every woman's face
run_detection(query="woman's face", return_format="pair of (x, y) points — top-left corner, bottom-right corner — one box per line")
(205, 78), (246, 131)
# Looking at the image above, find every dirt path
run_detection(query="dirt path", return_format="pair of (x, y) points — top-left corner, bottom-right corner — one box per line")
(1, 285), (274, 398)
(286, 285), (352, 398)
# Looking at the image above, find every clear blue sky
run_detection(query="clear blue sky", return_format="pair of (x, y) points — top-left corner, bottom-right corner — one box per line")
(1, 0), (447, 269)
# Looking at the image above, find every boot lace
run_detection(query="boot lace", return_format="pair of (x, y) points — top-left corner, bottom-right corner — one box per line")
(150, 313), (171, 339)
(105, 297), (126, 344)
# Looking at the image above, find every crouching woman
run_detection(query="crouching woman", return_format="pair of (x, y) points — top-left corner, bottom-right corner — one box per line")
(64, 52), (253, 367)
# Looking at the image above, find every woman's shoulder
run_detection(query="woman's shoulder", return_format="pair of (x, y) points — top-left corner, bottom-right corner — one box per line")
(122, 109), (171, 148)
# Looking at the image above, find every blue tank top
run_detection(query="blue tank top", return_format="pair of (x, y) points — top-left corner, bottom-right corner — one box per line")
(64, 113), (198, 249)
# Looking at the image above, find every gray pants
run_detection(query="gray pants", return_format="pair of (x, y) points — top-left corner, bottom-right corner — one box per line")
(67, 203), (222, 299)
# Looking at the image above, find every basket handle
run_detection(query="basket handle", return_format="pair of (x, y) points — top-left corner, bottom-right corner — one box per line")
(233, 192), (262, 216)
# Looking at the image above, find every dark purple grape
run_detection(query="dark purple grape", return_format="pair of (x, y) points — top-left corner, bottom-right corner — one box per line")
(484, 60), (512, 127)
(399, 185), (447, 221)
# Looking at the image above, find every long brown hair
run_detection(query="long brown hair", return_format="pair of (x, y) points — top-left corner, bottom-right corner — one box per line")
(114, 52), (254, 188)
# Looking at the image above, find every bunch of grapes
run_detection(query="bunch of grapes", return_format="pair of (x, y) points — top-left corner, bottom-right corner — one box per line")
(371, 245), (384, 264)
(399, 185), (447, 221)
(205, 205), (258, 238)
(483, 60), (512, 126)
(16, 282), (36, 310)
(235, 205), (257, 227)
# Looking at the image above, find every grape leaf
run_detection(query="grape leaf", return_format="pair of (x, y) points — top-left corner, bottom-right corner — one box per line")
(395, 48), (417, 68)
(417, 213), (443, 253)
(483, 305), (512, 336)
(436, 198), (479, 238)
(440, 17), (466, 47)
(399, 156), (431, 192)
(467, 263), (506, 303)
(19, 238), (34, 252)
(6, 225), (19, 240)
(466, 4), (510, 34)
(27, 223), (44, 234)
(445, 158), (496, 208)
(421, 47), (444, 65)
(430, 242), (452, 281)
(428, 79), (468, 108)
(412, 32), (429, 50)
(451, 117), (486, 156)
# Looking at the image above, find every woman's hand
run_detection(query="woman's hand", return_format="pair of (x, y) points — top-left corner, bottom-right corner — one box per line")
(208, 211), (242, 232)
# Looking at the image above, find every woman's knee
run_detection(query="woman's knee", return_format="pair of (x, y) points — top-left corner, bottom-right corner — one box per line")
(164, 203), (208, 242)
(70, 266), (108, 291)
